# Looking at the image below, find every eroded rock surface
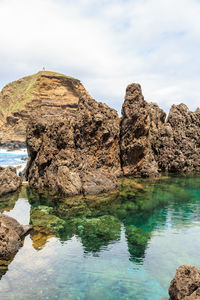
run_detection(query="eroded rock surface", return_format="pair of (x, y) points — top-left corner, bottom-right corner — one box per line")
(169, 265), (200, 300)
(120, 83), (200, 177)
(0, 167), (22, 196)
(24, 79), (200, 195)
(26, 94), (121, 196)
(0, 214), (32, 257)
(155, 105), (200, 173)
(120, 83), (166, 177)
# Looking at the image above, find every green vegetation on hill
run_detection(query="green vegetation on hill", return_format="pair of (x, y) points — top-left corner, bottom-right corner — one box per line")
(0, 71), (76, 115)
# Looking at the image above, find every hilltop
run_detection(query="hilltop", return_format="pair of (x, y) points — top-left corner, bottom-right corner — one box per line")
(0, 71), (91, 148)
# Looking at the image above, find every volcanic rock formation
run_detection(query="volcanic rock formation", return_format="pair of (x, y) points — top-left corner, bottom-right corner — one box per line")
(0, 166), (22, 196)
(25, 94), (121, 196)
(120, 83), (200, 176)
(155, 104), (200, 173)
(24, 79), (200, 195)
(120, 83), (166, 177)
(0, 71), (90, 148)
(169, 265), (200, 300)
(1, 71), (200, 195)
(0, 214), (32, 257)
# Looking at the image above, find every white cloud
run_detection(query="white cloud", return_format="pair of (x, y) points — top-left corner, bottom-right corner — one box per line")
(0, 0), (200, 115)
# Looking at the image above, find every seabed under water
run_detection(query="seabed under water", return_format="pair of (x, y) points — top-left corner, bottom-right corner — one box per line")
(0, 150), (200, 300)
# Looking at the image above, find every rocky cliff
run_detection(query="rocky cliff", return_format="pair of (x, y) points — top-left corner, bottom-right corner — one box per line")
(25, 94), (121, 196)
(1, 71), (199, 195)
(120, 83), (166, 177)
(120, 83), (200, 177)
(0, 71), (90, 148)
(25, 80), (200, 195)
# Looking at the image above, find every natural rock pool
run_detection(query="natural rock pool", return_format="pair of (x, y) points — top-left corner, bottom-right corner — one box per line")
(0, 173), (200, 300)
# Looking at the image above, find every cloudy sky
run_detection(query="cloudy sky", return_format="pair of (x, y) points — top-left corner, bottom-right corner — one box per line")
(0, 0), (200, 114)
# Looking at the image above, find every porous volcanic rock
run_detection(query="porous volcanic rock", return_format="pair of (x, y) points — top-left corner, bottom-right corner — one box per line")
(120, 83), (200, 177)
(120, 83), (166, 177)
(0, 166), (22, 196)
(0, 214), (32, 257)
(25, 94), (121, 196)
(0, 71), (90, 147)
(155, 104), (200, 173)
(169, 265), (200, 300)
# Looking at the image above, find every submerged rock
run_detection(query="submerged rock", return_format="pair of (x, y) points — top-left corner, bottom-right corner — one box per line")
(75, 215), (121, 252)
(0, 166), (22, 197)
(169, 265), (200, 300)
(30, 207), (65, 233)
(0, 214), (32, 257)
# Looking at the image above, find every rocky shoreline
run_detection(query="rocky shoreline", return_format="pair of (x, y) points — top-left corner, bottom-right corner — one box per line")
(0, 72), (200, 299)
(24, 83), (200, 196)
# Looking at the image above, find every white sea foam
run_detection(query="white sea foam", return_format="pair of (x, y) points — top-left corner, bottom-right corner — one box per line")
(0, 148), (27, 155)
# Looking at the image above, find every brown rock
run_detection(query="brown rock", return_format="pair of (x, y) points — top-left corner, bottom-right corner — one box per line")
(155, 104), (200, 173)
(120, 83), (166, 177)
(0, 71), (90, 147)
(120, 83), (200, 177)
(169, 265), (200, 300)
(0, 166), (22, 196)
(25, 94), (121, 196)
(0, 214), (32, 257)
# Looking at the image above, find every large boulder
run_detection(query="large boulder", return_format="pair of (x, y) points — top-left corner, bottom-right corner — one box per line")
(169, 265), (200, 300)
(25, 94), (121, 196)
(0, 166), (22, 196)
(0, 214), (32, 257)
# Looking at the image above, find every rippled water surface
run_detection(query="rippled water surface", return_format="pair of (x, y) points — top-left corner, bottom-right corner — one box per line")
(0, 151), (200, 300)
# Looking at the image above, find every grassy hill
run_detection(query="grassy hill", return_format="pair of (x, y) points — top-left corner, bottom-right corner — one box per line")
(0, 71), (76, 115)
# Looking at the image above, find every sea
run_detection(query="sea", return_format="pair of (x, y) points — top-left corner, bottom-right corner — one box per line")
(0, 149), (200, 300)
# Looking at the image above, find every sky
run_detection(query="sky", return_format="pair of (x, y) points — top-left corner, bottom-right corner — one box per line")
(0, 0), (200, 115)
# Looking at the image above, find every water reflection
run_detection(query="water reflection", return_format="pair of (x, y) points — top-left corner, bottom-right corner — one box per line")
(0, 175), (200, 299)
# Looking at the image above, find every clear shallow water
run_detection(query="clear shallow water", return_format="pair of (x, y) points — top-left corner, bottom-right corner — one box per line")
(0, 152), (199, 300)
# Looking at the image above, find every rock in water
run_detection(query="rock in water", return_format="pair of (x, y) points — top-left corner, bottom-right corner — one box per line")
(0, 167), (22, 196)
(120, 83), (166, 177)
(0, 214), (32, 257)
(155, 104), (200, 173)
(120, 83), (200, 176)
(25, 94), (121, 196)
(169, 265), (200, 300)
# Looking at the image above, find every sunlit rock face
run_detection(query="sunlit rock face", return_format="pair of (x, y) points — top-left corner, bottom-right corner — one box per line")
(26, 93), (121, 196)
(120, 83), (166, 177)
(155, 104), (200, 173)
(0, 71), (90, 148)
(120, 83), (200, 177)
(25, 80), (200, 197)
(169, 265), (200, 300)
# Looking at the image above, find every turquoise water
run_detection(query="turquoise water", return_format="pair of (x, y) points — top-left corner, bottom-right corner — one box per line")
(0, 151), (200, 299)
